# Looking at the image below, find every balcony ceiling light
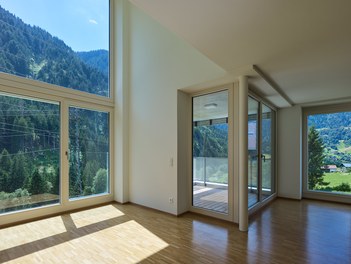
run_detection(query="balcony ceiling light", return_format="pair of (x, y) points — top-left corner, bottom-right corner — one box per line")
(204, 103), (217, 109)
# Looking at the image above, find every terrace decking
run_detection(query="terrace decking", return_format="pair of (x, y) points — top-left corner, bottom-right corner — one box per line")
(193, 185), (265, 214)
(193, 186), (228, 213)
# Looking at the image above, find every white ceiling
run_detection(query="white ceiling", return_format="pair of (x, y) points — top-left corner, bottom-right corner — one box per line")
(193, 90), (228, 121)
(130, 0), (351, 108)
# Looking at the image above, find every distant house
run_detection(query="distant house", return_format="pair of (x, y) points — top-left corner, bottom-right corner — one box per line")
(341, 163), (351, 172)
(321, 165), (337, 173)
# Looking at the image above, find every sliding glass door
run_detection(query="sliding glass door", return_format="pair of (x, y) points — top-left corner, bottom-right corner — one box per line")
(248, 96), (275, 208)
(192, 90), (229, 215)
(248, 97), (259, 207)
(261, 105), (274, 199)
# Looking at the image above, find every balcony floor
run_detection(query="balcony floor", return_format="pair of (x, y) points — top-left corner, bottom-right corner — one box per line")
(193, 185), (269, 214)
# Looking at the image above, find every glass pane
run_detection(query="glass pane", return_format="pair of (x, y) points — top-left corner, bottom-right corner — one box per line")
(0, 94), (60, 214)
(307, 112), (351, 195)
(0, 1), (109, 97)
(69, 107), (109, 199)
(192, 90), (228, 214)
(261, 104), (274, 200)
(248, 97), (259, 207)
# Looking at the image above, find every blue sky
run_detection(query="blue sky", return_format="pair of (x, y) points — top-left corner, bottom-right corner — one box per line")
(0, 0), (109, 52)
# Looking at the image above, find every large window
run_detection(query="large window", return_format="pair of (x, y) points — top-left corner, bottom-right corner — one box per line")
(0, 1), (112, 222)
(69, 107), (109, 199)
(0, 0), (109, 97)
(0, 94), (60, 213)
(306, 109), (351, 197)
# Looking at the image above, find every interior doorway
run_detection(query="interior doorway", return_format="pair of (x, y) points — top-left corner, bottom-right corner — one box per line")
(191, 89), (232, 218)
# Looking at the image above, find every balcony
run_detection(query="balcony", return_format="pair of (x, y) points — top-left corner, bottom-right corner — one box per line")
(193, 157), (271, 213)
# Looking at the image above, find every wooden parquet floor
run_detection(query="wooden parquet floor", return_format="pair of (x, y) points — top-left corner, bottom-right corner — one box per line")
(0, 198), (351, 263)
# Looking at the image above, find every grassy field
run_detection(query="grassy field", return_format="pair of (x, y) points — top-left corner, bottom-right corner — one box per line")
(316, 172), (351, 194)
(323, 172), (351, 186)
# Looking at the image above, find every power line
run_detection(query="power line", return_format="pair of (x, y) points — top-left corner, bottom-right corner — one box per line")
(3, 114), (59, 117)
(0, 121), (60, 134)
(0, 148), (59, 157)
(0, 126), (57, 136)
(0, 124), (107, 145)
(0, 100), (57, 111)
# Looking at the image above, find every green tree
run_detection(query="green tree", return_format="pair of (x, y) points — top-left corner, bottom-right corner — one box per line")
(0, 148), (12, 171)
(9, 152), (28, 191)
(93, 169), (107, 194)
(83, 160), (99, 187)
(0, 148), (12, 192)
(193, 125), (228, 158)
(12, 116), (31, 152)
(29, 168), (46, 195)
(308, 127), (325, 189)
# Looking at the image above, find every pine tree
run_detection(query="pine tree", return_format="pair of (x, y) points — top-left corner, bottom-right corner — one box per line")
(29, 168), (46, 195)
(9, 151), (28, 191)
(83, 160), (99, 187)
(308, 126), (325, 189)
(13, 116), (31, 152)
(0, 148), (12, 192)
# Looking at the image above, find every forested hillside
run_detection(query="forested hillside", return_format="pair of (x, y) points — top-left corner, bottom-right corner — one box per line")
(193, 124), (228, 158)
(193, 117), (272, 158)
(308, 112), (351, 165)
(0, 5), (108, 96)
(77, 50), (108, 77)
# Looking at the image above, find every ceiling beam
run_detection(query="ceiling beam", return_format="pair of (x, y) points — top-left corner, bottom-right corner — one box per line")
(253, 65), (294, 107)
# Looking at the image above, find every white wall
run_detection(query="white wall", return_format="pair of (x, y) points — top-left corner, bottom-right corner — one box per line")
(128, 2), (225, 214)
(177, 91), (191, 215)
(277, 106), (302, 199)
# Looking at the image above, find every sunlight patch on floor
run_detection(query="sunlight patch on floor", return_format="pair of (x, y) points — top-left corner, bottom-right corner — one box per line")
(0, 216), (66, 251)
(70, 204), (124, 228)
(4, 220), (168, 264)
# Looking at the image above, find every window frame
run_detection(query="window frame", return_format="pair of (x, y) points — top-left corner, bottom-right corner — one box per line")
(0, 0), (114, 226)
(248, 90), (277, 215)
(67, 102), (112, 201)
(189, 84), (234, 222)
(0, 91), (62, 213)
(303, 103), (351, 204)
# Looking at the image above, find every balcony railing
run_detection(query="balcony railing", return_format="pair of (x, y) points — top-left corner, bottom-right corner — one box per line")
(193, 157), (228, 187)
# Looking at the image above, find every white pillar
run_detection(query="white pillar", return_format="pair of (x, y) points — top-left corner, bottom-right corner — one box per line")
(238, 76), (248, 232)
(114, 0), (129, 203)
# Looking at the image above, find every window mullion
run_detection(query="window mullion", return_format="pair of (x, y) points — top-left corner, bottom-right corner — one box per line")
(60, 101), (69, 206)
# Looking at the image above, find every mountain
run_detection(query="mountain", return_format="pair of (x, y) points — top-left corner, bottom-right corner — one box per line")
(308, 112), (351, 147)
(308, 112), (351, 130)
(77, 50), (108, 77)
(0, 5), (108, 96)
(308, 112), (351, 165)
